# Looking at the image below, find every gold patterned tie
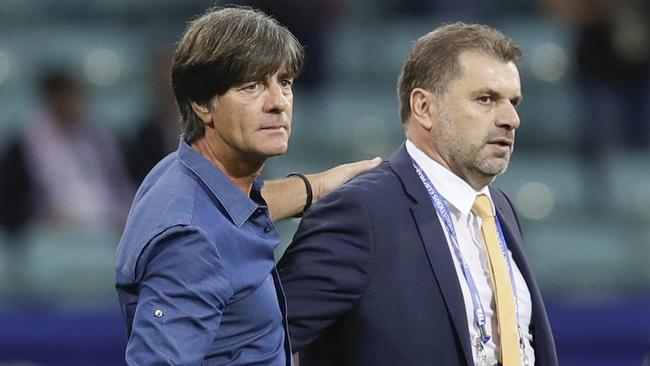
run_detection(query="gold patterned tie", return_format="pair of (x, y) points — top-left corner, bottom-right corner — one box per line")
(472, 194), (521, 366)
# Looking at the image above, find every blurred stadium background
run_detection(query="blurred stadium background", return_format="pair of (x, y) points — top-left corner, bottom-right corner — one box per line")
(0, 0), (648, 364)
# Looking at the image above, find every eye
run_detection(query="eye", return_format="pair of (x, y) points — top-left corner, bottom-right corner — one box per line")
(510, 98), (521, 108)
(242, 82), (259, 91)
(280, 79), (294, 88)
(477, 95), (492, 105)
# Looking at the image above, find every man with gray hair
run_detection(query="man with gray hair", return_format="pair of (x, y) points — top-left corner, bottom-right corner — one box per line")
(115, 6), (378, 365)
(279, 23), (558, 365)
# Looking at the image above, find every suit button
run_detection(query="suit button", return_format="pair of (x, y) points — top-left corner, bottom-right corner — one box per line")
(154, 309), (164, 318)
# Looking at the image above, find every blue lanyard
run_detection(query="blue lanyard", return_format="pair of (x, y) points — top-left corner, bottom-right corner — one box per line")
(411, 159), (520, 345)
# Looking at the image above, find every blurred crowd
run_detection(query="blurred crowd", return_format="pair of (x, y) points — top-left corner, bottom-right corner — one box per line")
(2, 0), (647, 245)
(0, 0), (648, 363)
(0, 68), (134, 235)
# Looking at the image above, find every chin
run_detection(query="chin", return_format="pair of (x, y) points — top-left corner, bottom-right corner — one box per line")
(478, 159), (509, 176)
(255, 134), (289, 154)
(264, 145), (289, 157)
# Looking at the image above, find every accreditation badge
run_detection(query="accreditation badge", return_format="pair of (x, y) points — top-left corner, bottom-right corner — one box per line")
(474, 336), (500, 366)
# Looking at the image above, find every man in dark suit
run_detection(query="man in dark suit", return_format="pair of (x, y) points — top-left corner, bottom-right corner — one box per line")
(278, 23), (558, 365)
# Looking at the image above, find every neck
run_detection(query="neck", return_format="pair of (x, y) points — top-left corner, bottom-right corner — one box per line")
(192, 138), (264, 196)
(406, 128), (491, 191)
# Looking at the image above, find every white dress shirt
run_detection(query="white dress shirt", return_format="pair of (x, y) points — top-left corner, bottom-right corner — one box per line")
(406, 140), (535, 365)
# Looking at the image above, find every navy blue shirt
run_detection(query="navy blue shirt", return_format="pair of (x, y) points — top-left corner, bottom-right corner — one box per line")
(115, 140), (291, 365)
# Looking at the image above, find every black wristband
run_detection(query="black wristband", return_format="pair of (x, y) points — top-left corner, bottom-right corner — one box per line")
(287, 172), (313, 217)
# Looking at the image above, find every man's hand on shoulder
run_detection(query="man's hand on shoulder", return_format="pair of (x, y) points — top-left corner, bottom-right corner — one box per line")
(308, 157), (382, 204)
(263, 157), (381, 222)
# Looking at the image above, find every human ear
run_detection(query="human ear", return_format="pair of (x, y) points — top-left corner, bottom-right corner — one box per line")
(190, 100), (213, 125)
(409, 88), (436, 131)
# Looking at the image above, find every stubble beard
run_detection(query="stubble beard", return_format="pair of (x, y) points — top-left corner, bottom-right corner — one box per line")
(438, 114), (511, 188)
(475, 146), (511, 176)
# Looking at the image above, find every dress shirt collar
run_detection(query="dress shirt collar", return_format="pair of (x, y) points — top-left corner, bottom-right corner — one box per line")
(405, 139), (492, 216)
(177, 139), (263, 226)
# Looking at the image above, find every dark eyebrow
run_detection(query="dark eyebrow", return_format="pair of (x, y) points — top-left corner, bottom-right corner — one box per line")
(238, 71), (295, 88)
(276, 69), (296, 80)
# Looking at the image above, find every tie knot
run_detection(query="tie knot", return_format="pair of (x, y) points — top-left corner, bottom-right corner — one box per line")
(472, 194), (494, 219)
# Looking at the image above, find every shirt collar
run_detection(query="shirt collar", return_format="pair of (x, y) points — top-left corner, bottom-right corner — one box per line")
(177, 139), (262, 226)
(405, 139), (492, 216)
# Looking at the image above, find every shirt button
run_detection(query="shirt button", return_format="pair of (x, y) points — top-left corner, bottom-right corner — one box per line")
(154, 309), (164, 318)
(264, 226), (272, 233)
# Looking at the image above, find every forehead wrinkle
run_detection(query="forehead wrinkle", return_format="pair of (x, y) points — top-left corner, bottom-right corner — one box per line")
(458, 54), (520, 96)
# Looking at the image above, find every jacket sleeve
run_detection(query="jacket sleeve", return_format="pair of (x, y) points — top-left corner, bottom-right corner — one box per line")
(125, 225), (233, 365)
(277, 185), (374, 352)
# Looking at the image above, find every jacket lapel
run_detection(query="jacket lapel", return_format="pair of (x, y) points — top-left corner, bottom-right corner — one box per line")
(389, 145), (474, 365)
(489, 188), (530, 288)
(490, 187), (557, 365)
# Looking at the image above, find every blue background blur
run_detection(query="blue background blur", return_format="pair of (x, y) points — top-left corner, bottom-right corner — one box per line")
(0, 0), (649, 365)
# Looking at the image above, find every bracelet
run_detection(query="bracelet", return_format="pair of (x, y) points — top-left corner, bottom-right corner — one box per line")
(287, 172), (313, 217)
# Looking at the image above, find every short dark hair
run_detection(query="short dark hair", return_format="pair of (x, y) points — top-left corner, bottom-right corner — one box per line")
(171, 6), (304, 143)
(397, 22), (522, 123)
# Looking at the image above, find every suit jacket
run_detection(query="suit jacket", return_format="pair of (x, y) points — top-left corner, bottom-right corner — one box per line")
(277, 144), (557, 366)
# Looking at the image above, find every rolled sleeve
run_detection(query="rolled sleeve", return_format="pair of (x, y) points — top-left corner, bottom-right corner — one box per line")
(126, 225), (234, 365)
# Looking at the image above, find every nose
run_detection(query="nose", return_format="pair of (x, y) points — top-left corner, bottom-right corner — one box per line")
(265, 81), (291, 114)
(496, 101), (520, 130)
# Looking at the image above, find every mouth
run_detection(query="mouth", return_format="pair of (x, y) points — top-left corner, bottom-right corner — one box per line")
(260, 124), (288, 132)
(487, 137), (513, 149)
